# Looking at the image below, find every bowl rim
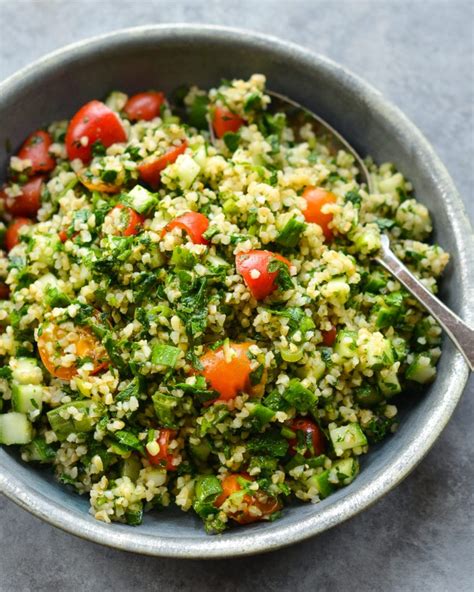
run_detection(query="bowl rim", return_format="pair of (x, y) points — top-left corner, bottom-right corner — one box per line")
(0, 23), (472, 559)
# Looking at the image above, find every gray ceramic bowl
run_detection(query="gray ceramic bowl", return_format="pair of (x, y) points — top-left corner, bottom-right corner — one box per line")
(0, 25), (472, 559)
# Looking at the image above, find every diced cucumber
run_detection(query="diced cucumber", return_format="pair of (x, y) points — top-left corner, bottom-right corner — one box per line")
(47, 400), (105, 440)
(351, 225), (381, 254)
(123, 185), (157, 214)
(374, 305), (398, 329)
(355, 384), (384, 408)
(334, 330), (357, 360)
(22, 437), (56, 463)
(329, 458), (360, 485)
(11, 383), (44, 416)
(152, 392), (178, 427)
(247, 402), (275, 428)
(311, 354), (326, 381)
(329, 423), (368, 456)
(170, 246), (196, 270)
(406, 354), (436, 384)
(151, 343), (180, 368)
(377, 366), (402, 397)
(222, 197), (239, 215)
(374, 291), (404, 329)
(189, 438), (212, 462)
(358, 333), (394, 369)
(10, 357), (43, 385)
(282, 379), (318, 412)
(125, 504), (144, 526)
(0, 412), (33, 445)
(121, 455), (142, 481)
(321, 278), (351, 303)
(174, 154), (201, 190)
(306, 470), (334, 499)
(281, 347), (303, 363)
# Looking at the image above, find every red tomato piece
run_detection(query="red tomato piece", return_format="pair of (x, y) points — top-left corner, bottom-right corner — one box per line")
(2, 176), (43, 218)
(302, 186), (337, 240)
(106, 204), (145, 237)
(288, 418), (326, 457)
(0, 283), (10, 300)
(162, 211), (209, 245)
(65, 100), (127, 163)
(322, 326), (337, 346)
(5, 218), (32, 251)
(212, 106), (245, 138)
(199, 342), (257, 403)
(147, 429), (178, 471)
(214, 473), (281, 524)
(235, 250), (291, 300)
(138, 141), (188, 188)
(17, 130), (55, 175)
(124, 91), (166, 121)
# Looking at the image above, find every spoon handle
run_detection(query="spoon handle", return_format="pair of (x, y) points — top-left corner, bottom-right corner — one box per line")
(376, 237), (474, 371)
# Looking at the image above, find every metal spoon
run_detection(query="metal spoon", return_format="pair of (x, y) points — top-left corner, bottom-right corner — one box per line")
(210, 90), (474, 370)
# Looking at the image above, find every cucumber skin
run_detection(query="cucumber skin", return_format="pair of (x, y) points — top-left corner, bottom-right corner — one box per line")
(47, 400), (105, 440)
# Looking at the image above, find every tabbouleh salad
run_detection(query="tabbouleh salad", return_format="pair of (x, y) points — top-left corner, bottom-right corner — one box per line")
(0, 75), (449, 532)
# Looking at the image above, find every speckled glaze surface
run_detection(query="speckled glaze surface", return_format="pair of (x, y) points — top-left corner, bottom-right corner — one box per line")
(0, 25), (472, 559)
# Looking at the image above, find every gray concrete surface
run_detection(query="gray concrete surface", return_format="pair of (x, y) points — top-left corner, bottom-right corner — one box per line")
(0, 1), (472, 590)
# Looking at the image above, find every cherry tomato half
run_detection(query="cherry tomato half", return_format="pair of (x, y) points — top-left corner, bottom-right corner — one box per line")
(288, 418), (326, 458)
(37, 322), (108, 380)
(17, 130), (55, 175)
(212, 106), (245, 138)
(235, 250), (291, 301)
(106, 204), (145, 237)
(162, 211), (209, 245)
(138, 141), (188, 188)
(199, 342), (258, 403)
(321, 326), (337, 347)
(5, 218), (32, 251)
(2, 176), (43, 218)
(65, 100), (127, 163)
(214, 473), (281, 524)
(301, 187), (337, 240)
(124, 91), (165, 121)
(146, 428), (178, 471)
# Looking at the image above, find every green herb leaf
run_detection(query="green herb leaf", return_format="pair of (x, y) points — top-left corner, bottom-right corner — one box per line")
(267, 259), (293, 291)
(223, 131), (240, 152)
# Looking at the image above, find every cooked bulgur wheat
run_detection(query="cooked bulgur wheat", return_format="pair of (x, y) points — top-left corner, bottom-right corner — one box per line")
(0, 75), (449, 532)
